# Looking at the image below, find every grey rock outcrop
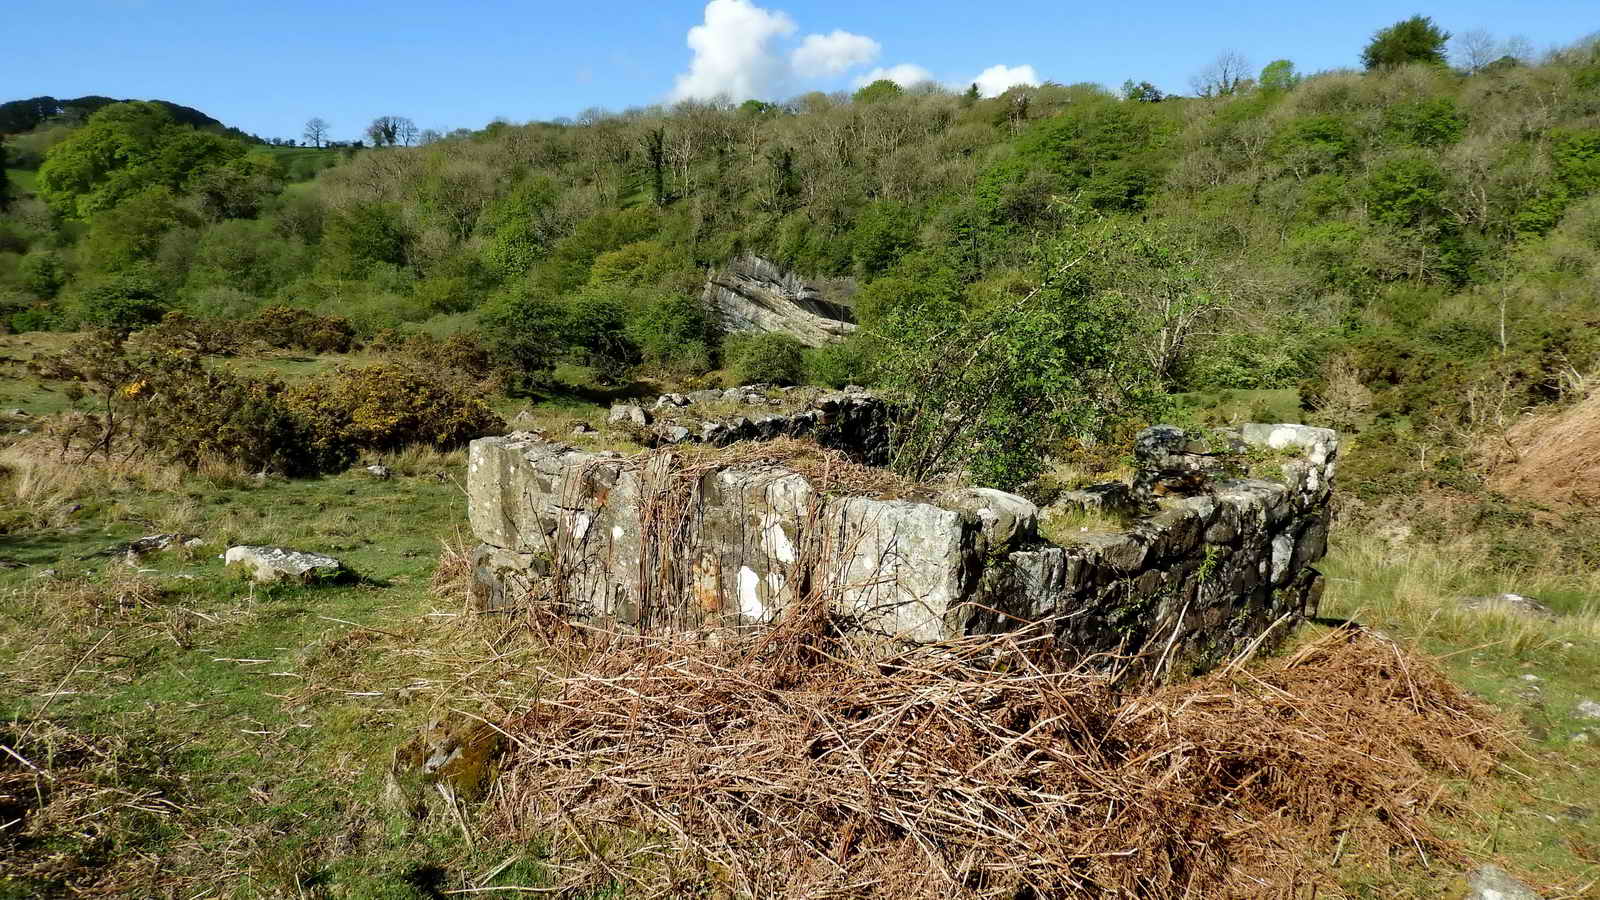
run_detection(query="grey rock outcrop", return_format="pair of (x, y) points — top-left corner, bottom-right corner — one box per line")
(608, 403), (651, 428)
(702, 254), (856, 347)
(224, 546), (346, 584)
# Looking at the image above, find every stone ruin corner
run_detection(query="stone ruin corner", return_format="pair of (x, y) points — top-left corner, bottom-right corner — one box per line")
(464, 420), (1339, 677)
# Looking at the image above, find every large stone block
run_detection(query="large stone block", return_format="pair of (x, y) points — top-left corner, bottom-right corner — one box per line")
(824, 497), (982, 642)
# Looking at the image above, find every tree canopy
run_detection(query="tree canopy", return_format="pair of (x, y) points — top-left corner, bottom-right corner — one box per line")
(35, 101), (246, 218)
(1362, 16), (1451, 70)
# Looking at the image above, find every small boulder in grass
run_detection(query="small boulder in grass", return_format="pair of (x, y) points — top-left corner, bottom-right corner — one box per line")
(1459, 592), (1556, 620)
(1462, 864), (1543, 900)
(224, 546), (347, 584)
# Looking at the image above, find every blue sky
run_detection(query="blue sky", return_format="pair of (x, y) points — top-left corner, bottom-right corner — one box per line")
(4, 1), (1593, 142)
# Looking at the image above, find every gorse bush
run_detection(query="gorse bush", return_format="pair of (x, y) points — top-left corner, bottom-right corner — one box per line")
(247, 305), (357, 353)
(283, 363), (504, 463)
(127, 354), (325, 475)
(31, 335), (503, 476)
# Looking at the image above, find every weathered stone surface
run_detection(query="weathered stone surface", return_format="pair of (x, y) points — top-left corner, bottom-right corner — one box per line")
(1459, 592), (1557, 619)
(1462, 864), (1543, 900)
(940, 488), (1038, 551)
(467, 435), (601, 551)
(224, 546), (345, 583)
(827, 497), (982, 642)
(1053, 482), (1133, 515)
(1132, 425), (1229, 500)
(1576, 698), (1600, 721)
(465, 421), (1337, 676)
(608, 403), (651, 427)
(702, 254), (856, 347)
(630, 386), (894, 465)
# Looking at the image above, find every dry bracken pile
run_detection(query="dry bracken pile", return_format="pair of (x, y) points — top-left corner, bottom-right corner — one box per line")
(486, 606), (1510, 899)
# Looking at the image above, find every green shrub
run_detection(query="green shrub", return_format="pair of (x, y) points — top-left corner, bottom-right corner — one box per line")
(1364, 154), (1446, 228)
(1381, 98), (1465, 147)
(248, 305), (356, 352)
(627, 293), (717, 377)
(9, 304), (62, 333)
(875, 225), (1164, 490)
(319, 202), (409, 279)
(478, 288), (569, 391)
(726, 333), (807, 386)
(283, 363), (504, 461)
(563, 291), (638, 383)
(19, 251), (65, 299)
(70, 271), (167, 333)
(805, 338), (874, 388)
(1271, 116), (1357, 175)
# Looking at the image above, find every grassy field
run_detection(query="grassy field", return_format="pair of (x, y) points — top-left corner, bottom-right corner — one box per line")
(0, 444), (587, 897)
(1, 336), (1596, 897)
(4, 169), (36, 195)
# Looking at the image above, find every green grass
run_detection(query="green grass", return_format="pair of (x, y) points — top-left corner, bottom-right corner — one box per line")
(1, 345), (1597, 896)
(0, 444), (600, 897)
(1315, 533), (1600, 895)
(4, 168), (36, 195)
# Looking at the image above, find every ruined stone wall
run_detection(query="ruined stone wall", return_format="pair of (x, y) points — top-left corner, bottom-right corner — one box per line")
(465, 423), (1338, 675)
(609, 386), (893, 466)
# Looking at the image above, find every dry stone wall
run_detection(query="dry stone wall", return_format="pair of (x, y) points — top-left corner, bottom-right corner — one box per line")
(609, 386), (893, 466)
(466, 422), (1338, 675)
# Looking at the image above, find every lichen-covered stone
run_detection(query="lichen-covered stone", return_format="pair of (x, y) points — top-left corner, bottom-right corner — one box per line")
(939, 487), (1038, 551)
(464, 422), (1338, 677)
(224, 546), (345, 583)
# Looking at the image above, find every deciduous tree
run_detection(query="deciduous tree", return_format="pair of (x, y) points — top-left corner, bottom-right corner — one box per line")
(1190, 51), (1251, 98)
(303, 117), (330, 147)
(1362, 16), (1451, 70)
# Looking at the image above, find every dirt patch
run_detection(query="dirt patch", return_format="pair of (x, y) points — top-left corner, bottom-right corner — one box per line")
(1489, 392), (1600, 508)
(486, 615), (1511, 898)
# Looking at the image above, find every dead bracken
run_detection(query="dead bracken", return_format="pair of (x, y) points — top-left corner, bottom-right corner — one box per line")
(485, 608), (1510, 899)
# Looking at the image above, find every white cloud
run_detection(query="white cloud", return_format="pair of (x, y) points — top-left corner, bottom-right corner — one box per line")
(791, 30), (880, 77)
(670, 0), (798, 103)
(970, 63), (1039, 98)
(852, 63), (935, 89)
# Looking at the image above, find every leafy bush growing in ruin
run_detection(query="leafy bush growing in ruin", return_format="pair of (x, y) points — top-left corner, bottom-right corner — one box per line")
(876, 223), (1164, 491)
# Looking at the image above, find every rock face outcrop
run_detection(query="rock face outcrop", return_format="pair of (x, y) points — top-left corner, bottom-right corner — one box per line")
(465, 423), (1339, 676)
(702, 254), (856, 346)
